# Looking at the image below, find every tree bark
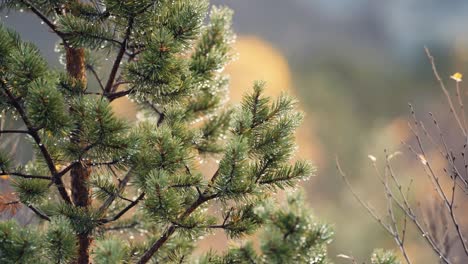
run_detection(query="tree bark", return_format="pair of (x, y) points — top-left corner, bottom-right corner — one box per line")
(66, 46), (92, 264)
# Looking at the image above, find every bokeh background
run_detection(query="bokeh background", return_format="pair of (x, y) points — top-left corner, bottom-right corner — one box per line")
(4, 0), (468, 262)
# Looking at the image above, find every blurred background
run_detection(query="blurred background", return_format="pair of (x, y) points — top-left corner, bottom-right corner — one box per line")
(4, 0), (468, 262)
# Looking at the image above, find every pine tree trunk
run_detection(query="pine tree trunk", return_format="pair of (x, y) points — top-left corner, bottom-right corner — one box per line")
(66, 46), (92, 264)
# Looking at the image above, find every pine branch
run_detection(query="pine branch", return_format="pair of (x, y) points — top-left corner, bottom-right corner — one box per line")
(58, 15), (122, 48)
(137, 165), (221, 263)
(0, 4), (320, 263)
(137, 193), (218, 264)
(254, 159), (272, 184)
(103, 1), (158, 95)
(1, 83), (72, 204)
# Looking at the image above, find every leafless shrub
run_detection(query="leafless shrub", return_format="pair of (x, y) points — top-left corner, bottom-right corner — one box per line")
(338, 48), (468, 264)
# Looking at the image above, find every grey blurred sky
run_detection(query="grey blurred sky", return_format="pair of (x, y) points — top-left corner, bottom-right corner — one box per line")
(211, 0), (468, 61)
(3, 0), (468, 65)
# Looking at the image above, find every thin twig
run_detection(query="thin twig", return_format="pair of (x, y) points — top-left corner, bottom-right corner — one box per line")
(98, 170), (134, 214)
(98, 192), (145, 224)
(406, 124), (468, 257)
(27, 204), (51, 221)
(425, 47), (466, 137)
(455, 81), (468, 133)
(336, 158), (394, 234)
(87, 65), (105, 91)
(104, 17), (134, 93)
(337, 157), (452, 263)
(379, 160), (412, 264)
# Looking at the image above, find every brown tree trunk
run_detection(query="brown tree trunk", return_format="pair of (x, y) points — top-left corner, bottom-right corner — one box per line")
(66, 46), (92, 264)
(71, 162), (92, 264)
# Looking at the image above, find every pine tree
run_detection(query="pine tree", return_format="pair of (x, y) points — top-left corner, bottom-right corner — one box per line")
(0, 1), (399, 263)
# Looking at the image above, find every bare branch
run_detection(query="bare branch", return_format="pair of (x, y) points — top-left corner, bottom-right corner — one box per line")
(336, 157), (394, 235)
(405, 124), (468, 257)
(104, 17), (134, 94)
(98, 192), (145, 224)
(337, 156), (452, 263)
(106, 88), (134, 101)
(57, 162), (77, 177)
(0, 129), (30, 135)
(0, 171), (51, 180)
(27, 204), (51, 221)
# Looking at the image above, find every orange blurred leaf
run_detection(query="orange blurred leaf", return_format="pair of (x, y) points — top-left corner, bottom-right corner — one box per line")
(0, 193), (21, 215)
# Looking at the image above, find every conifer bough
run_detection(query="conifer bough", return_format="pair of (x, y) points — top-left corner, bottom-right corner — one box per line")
(0, 1), (359, 263)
